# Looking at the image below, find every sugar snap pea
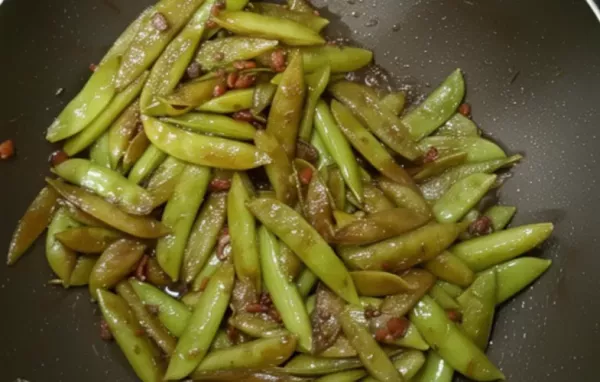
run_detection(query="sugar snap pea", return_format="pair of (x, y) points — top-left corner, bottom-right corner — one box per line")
(299, 66), (331, 141)
(145, 155), (186, 206)
(279, 241), (304, 281)
(316, 369), (366, 382)
(229, 312), (285, 338)
(197, 88), (255, 113)
(305, 167), (336, 241)
(377, 176), (431, 217)
(164, 113), (256, 140)
(361, 350), (427, 382)
(191, 250), (221, 291)
(483, 205), (516, 231)
(436, 280), (464, 298)
(436, 113), (480, 137)
(428, 284), (460, 310)
(433, 173), (497, 223)
(420, 136), (506, 163)
(100, 6), (155, 65)
(55, 226), (122, 254)
(252, 81), (278, 115)
(380, 269), (436, 318)
(412, 152), (468, 182)
(108, 101), (140, 169)
(288, 0), (315, 12)
(424, 251), (475, 287)
(128, 144), (167, 185)
(326, 165), (347, 210)
(414, 351), (454, 382)
(67, 255), (97, 287)
(89, 131), (112, 169)
(252, 3), (329, 32)
(284, 353), (364, 375)
(58, 199), (107, 228)
(350, 271), (412, 296)
(256, 130), (298, 205)
(46, 208), (80, 285)
(301, 46), (373, 73)
(457, 271), (497, 349)
(122, 130), (150, 172)
(160, 77), (222, 114)
(379, 92), (406, 116)
(297, 268), (319, 297)
(311, 131), (335, 170)
(196, 36), (279, 71)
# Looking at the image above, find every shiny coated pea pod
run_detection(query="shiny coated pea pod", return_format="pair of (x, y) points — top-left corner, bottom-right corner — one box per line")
(247, 198), (359, 304)
(362, 350), (427, 382)
(89, 131), (112, 169)
(379, 92), (406, 116)
(428, 284), (460, 310)
(284, 354), (364, 375)
(402, 69), (465, 141)
(122, 130), (150, 172)
(100, 6), (155, 65)
(252, 81), (278, 115)
(419, 136), (506, 163)
(164, 113), (256, 140)
(7, 186), (59, 265)
(457, 271), (496, 349)
(435, 113), (480, 137)
(379, 269), (436, 318)
(311, 130), (335, 170)
(251, 3), (329, 32)
(424, 251), (475, 287)
(97, 290), (164, 382)
(214, 11), (325, 46)
(350, 271), (412, 296)
(191, 250), (221, 292)
(387, 322), (430, 351)
(483, 205), (516, 231)
(46, 178), (169, 238)
(195, 36), (279, 71)
(296, 267), (319, 297)
(433, 173), (497, 223)
(192, 369), (313, 381)
(436, 281), (464, 298)
(377, 176), (431, 218)
(315, 369), (366, 382)
(197, 88), (254, 113)
(159, 77), (222, 114)
(414, 351), (454, 382)
(55, 226), (122, 254)
(412, 152), (468, 183)
(68, 255), (97, 287)
(304, 165), (336, 241)
(128, 144), (167, 185)
(326, 165), (347, 210)
(46, 208), (80, 285)
(256, 130), (298, 206)
(146, 155), (186, 207)
(299, 65), (331, 141)
(301, 46), (373, 73)
(108, 101), (140, 169)
(165, 262), (234, 380)
(228, 313), (285, 338)
(333, 210), (356, 229)
(58, 199), (107, 228)
(279, 241), (304, 281)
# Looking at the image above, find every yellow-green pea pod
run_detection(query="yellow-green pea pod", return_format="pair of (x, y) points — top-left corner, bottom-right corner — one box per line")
(97, 290), (164, 382)
(67, 255), (97, 287)
(327, 165), (347, 210)
(311, 130), (335, 170)
(379, 92), (406, 116)
(316, 369), (366, 382)
(7, 186), (59, 265)
(229, 313), (285, 338)
(191, 250), (221, 291)
(419, 154), (522, 201)
(451, 223), (554, 271)
(203, 0), (250, 39)
(297, 268), (319, 297)
(165, 262), (234, 380)
(389, 322), (430, 351)
(301, 46), (373, 73)
(402, 69), (465, 141)
(304, 166), (336, 241)
(122, 130), (151, 172)
(256, 130), (298, 206)
(192, 369), (313, 381)
(334, 210), (357, 229)
(436, 281), (464, 299)
(435, 113), (480, 137)
(196, 36), (279, 71)
(483, 205), (517, 231)
(362, 350), (427, 382)
(280, 242), (304, 281)
(157, 164), (211, 281)
(143, 116), (271, 170)
(101, 6), (155, 64)
(419, 136), (506, 163)
(159, 77), (222, 114)
(288, 0), (315, 12)
(46, 56), (119, 142)
(58, 199), (107, 228)
(130, 279), (191, 337)
(214, 11), (325, 46)
(164, 113), (256, 140)
(251, 3), (329, 32)
(433, 173), (497, 223)
(428, 284), (460, 310)
(412, 152), (468, 183)
(53, 158), (155, 215)
(378, 177), (431, 218)
(46, 208), (80, 285)
(424, 251), (475, 287)
(182, 192), (228, 283)
(128, 144), (167, 185)
(456, 271), (497, 349)
(252, 81), (278, 115)
(63, 72), (149, 156)
(380, 269), (436, 318)
(146, 155), (185, 206)
(284, 354), (364, 375)
(248, 198), (359, 304)
(350, 271), (412, 297)
(299, 65), (331, 141)
(55, 226), (122, 254)
(197, 88), (254, 113)
(413, 351), (454, 382)
(410, 296), (503, 381)
(47, 178), (169, 238)
(319, 336), (360, 358)
(259, 226), (313, 352)
(108, 101), (140, 169)
(210, 329), (235, 351)
(89, 131), (112, 169)
(329, 81), (421, 161)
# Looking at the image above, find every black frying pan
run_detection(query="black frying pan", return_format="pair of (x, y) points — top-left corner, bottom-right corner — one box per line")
(1, 0), (600, 381)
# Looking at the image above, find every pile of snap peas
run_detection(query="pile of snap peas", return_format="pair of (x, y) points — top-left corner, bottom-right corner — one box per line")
(6, 0), (555, 381)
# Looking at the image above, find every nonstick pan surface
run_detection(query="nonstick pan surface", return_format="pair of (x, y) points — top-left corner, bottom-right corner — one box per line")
(1, 0), (600, 381)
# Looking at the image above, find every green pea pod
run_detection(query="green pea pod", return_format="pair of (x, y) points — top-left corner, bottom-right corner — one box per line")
(433, 173), (497, 223)
(53, 158), (155, 215)
(146, 155), (186, 206)
(299, 65), (331, 141)
(362, 350), (427, 382)
(301, 46), (373, 73)
(457, 272), (496, 349)
(68, 255), (97, 287)
(46, 56), (119, 142)
(280, 242), (304, 281)
(331, 100), (417, 189)
(350, 271), (412, 296)
(419, 136), (506, 163)
(380, 269), (436, 318)
(97, 290), (164, 382)
(378, 177), (431, 217)
(255, 130), (298, 206)
(333, 210), (356, 229)
(191, 250), (221, 291)
(128, 144), (167, 184)
(157, 164), (211, 281)
(252, 82), (278, 115)
(412, 152), (468, 183)
(436, 281), (464, 298)
(316, 369), (366, 382)
(159, 77), (222, 114)
(46, 208), (80, 285)
(89, 239), (146, 299)
(130, 279), (191, 337)
(252, 3), (328, 32)
(296, 268), (319, 297)
(214, 11), (325, 46)
(122, 130), (150, 172)
(182, 192), (228, 283)
(59, 199), (107, 228)
(165, 262), (234, 380)
(284, 354), (364, 375)
(329, 81), (421, 160)
(389, 322), (430, 351)
(89, 131), (112, 169)
(108, 101), (140, 169)
(428, 284), (460, 310)
(414, 351), (454, 382)
(424, 251), (475, 287)
(143, 116), (271, 169)
(305, 167), (336, 241)
(229, 313), (285, 338)
(164, 113), (256, 140)
(483, 205), (517, 231)
(451, 223), (553, 271)
(196, 36), (279, 71)
(193, 369), (313, 381)
(311, 130), (335, 170)
(379, 92), (406, 116)
(247, 198), (359, 304)
(197, 88), (254, 113)
(63, 72), (149, 156)
(402, 69), (465, 141)
(339, 222), (463, 272)
(101, 6), (155, 64)
(326, 165), (346, 210)
(46, 178), (169, 238)
(435, 113), (480, 137)
(7, 186), (59, 265)
(55, 226), (122, 254)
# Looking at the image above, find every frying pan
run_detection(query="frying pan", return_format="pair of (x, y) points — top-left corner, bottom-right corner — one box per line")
(1, 0), (599, 380)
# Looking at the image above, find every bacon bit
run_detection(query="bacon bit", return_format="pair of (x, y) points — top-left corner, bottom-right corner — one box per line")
(134, 328), (145, 337)
(226, 71), (239, 89)
(234, 74), (256, 89)
(213, 83), (228, 98)
(0, 140), (15, 160)
(135, 255), (149, 281)
(216, 227), (231, 261)
(151, 12), (169, 32)
(50, 150), (72, 167)
(232, 109), (254, 122)
(270, 49), (287, 72)
(374, 328), (389, 342)
(386, 317), (409, 339)
(89, 63), (98, 72)
(226, 324), (240, 344)
(298, 167), (313, 185)
(206, 19), (218, 29)
(210, 178), (232, 192)
(146, 304), (160, 316)
(423, 146), (439, 163)
(447, 309), (463, 323)
(100, 319), (113, 341)
(233, 60), (257, 70)
(458, 103), (471, 117)
(213, 51), (225, 62)
(468, 216), (493, 236)
(364, 305), (381, 319)
(245, 303), (269, 313)
(186, 62), (201, 79)
(198, 277), (210, 292)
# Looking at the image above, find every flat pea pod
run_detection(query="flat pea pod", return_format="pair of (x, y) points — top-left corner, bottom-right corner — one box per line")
(255, 130), (298, 206)
(329, 81), (421, 161)
(116, 280), (177, 355)
(333, 210), (356, 229)
(46, 56), (119, 142)
(252, 3), (329, 32)
(53, 158), (155, 215)
(378, 177), (431, 218)
(451, 223), (554, 271)
(97, 290), (164, 382)
(428, 284), (460, 310)
(164, 113), (256, 140)
(7, 186), (59, 265)
(46, 208), (80, 284)
(214, 11), (325, 46)
(68, 255), (97, 287)
(55, 226), (122, 254)
(299, 65), (331, 141)
(456, 271), (497, 349)
(379, 92), (406, 116)
(435, 113), (480, 137)
(412, 152), (468, 183)
(419, 136), (506, 163)
(380, 269), (436, 318)
(252, 81), (278, 115)
(436, 281), (464, 298)
(414, 351), (454, 382)
(157, 164), (211, 281)
(89, 239), (146, 299)
(146, 156), (186, 206)
(121, 130), (150, 172)
(410, 296), (504, 381)
(296, 267), (319, 297)
(483, 205), (517, 231)
(402, 69), (465, 141)
(229, 313), (285, 338)
(89, 131), (112, 169)
(228, 173), (261, 292)
(362, 350), (427, 382)
(284, 354), (364, 375)
(326, 165), (347, 210)
(191, 250), (221, 292)
(58, 199), (107, 228)
(128, 144), (167, 185)
(197, 88), (254, 113)
(108, 101), (140, 169)
(130, 279), (191, 337)
(182, 192), (228, 283)
(143, 116), (271, 170)
(311, 130), (335, 170)
(195, 36), (279, 71)
(388, 322), (430, 351)
(259, 226), (313, 351)
(339, 222), (464, 272)
(46, 178), (169, 238)
(192, 369), (313, 381)
(350, 271), (412, 296)
(433, 173), (497, 223)
(165, 262), (234, 380)
(100, 6), (155, 65)
(279, 242), (304, 281)
(247, 198), (359, 304)
(63, 71), (149, 156)
(316, 369), (366, 382)
(424, 251), (475, 287)
(146, 257), (172, 287)
(301, 46), (373, 73)
(305, 166), (336, 241)
(160, 77), (222, 114)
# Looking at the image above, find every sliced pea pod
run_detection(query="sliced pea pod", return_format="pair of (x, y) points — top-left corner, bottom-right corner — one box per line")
(100, 6), (155, 65)
(412, 152), (468, 184)
(55, 227), (122, 254)
(414, 351), (454, 382)
(402, 69), (465, 141)
(252, 3), (328, 32)
(229, 313), (285, 338)
(350, 271), (412, 296)
(122, 130), (150, 172)
(46, 56), (119, 142)
(128, 144), (167, 185)
(255, 130), (298, 206)
(424, 251), (475, 287)
(248, 198), (359, 304)
(379, 269), (436, 318)
(252, 81), (278, 115)
(379, 92), (406, 116)
(197, 88), (254, 113)
(108, 101), (140, 169)
(435, 113), (480, 137)
(299, 65), (331, 141)
(164, 113), (256, 140)
(7, 186), (59, 265)
(483, 205), (516, 231)
(196, 36), (279, 71)
(362, 350), (427, 382)
(311, 131), (335, 170)
(191, 251), (221, 292)
(46, 208), (80, 285)
(301, 46), (373, 73)
(428, 284), (460, 310)
(296, 268), (319, 297)
(451, 223), (554, 271)
(89, 131), (112, 169)
(214, 11), (325, 46)
(457, 271), (497, 349)
(157, 164), (211, 282)
(377, 177), (431, 218)
(146, 156), (186, 206)
(68, 255), (97, 287)
(419, 136), (506, 163)
(433, 173), (497, 223)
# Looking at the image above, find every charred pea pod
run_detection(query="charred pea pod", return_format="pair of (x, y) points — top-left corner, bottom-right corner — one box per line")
(412, 152), (468, 183)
